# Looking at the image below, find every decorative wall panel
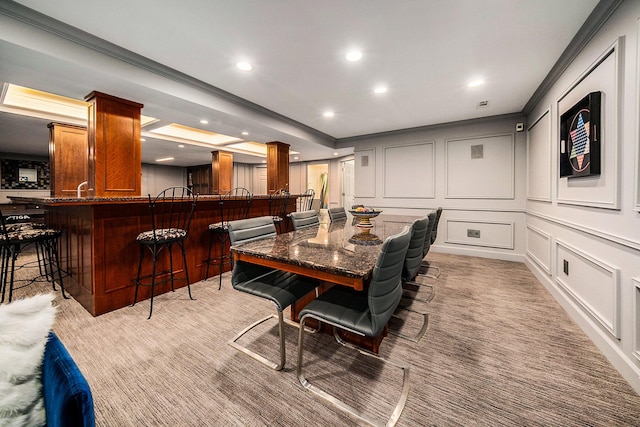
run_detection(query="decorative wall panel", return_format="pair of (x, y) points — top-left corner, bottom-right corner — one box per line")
(445, 219), (514, 249)
(526, 224), (552, 274)
(355, 149), (375, 198)
(555, 240), (620, 338)
(445, 133), (514, 199)
(556, 38), (621, 209)
(383, 142), (434, 198)
(527, 109), (552, 202)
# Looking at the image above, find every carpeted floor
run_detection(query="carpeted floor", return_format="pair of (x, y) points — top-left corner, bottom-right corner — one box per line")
(8, 250), (640, 426)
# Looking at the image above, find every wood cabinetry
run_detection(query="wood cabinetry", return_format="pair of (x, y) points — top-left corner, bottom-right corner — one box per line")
(48, 122), (88, 197)
(85, 91), (143, 197)
(266, 141), (290, 193)
(211, 150), (233, 195)
(187, 164), (212, 195)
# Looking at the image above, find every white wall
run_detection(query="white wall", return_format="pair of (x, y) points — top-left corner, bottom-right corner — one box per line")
(141, 163), (186, 196)
(342, 114), (527, 261)
(524, 0), (640, 394)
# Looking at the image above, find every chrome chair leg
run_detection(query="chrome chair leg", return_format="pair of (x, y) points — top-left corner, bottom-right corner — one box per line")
(389, 309), (429, 343)
(402, 279), (435, 304)
(297, 316), (410, 427)
(229, 311), (287, 371)
(419, 262), (440, 279)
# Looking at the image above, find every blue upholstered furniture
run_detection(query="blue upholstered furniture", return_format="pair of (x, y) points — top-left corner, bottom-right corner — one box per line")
(42, 331), (95, 427)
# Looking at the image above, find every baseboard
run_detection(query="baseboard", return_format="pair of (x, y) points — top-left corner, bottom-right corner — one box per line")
(525, 255), (640, 395)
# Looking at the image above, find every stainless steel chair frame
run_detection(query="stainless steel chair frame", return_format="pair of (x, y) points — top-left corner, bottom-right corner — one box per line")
(297, 314), (410, 427)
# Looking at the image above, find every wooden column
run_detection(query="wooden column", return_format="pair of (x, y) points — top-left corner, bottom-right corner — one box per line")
(48, 122), (88, 197)
(85, 91), (143, 197)
(266, 141), (290, 193)
(211, 150), (234, 195)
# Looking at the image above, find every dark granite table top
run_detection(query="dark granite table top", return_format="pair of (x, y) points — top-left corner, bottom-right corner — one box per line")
(231, 214), (418, 282)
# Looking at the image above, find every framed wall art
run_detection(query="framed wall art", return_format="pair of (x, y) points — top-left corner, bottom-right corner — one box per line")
(559, 91), (601, 178)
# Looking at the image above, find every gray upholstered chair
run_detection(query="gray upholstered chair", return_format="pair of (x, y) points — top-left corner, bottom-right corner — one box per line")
(228, 216), (319, 371)
(288, 210), (319, 231)
(296, 226), (412, 427)
(419, 208), (442, 279)
(389, 216), (430, 343)
(133, 187), (197, 319)
(327, 207), (347, 222)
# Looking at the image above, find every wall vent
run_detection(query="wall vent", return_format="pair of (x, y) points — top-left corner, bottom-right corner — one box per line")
(477, 100), (490, 108)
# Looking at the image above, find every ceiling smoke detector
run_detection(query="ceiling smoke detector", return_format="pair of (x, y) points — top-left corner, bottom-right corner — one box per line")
(477, 100), (490, 108)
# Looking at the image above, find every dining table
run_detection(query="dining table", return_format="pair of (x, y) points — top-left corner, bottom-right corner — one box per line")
(230, 213), (419, 352)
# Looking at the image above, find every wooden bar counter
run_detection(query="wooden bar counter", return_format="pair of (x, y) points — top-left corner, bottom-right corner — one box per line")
(9, 195), (296, 316)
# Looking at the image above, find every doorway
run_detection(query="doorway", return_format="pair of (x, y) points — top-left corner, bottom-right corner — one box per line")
(307, 163), (329, 209)
(341, 159), (355, 209)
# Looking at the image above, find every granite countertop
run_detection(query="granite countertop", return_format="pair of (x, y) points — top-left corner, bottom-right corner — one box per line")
(232, 214), (415, 279)
(8, 193), (302, 206)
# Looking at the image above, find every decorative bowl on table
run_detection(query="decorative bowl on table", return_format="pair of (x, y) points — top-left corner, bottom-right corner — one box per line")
(348, 207), (382, 232)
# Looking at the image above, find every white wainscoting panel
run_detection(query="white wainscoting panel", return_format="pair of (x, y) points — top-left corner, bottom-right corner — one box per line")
(527, 108), (552, 202)
(445, 133), (514, 199)
(383, 142), (434, 198)
(557, 38), (621, 210)
(355, 149), (375, 198)
(634, 278), (640, 363)
(555, 239), (620, 338)
(526, 224), (552, 275)
(445, 219), (514, 249)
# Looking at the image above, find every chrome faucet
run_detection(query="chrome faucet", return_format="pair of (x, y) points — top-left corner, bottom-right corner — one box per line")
(77, 181), (88, 198)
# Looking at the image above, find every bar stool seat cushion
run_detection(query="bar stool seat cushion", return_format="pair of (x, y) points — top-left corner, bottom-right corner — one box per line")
(1, 227), (61, 243)
(208, 222), (227, 232)
(136, 228), (187, 243)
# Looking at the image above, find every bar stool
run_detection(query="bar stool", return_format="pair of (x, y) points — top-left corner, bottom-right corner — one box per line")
(269, 189), (290, 233)
(132, 187), (197, 319)
(205, 187), (252, 290)
(297, 188), (315, 211)
(0, 215), (67, 303)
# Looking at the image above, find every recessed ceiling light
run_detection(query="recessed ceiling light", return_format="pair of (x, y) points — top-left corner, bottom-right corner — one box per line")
(294, 156), (299, 160)
(346, 51), (362, 62)
(468, 79), (484, 88)
(242, 131), (249, 136)
(236, 62), (253, 71)
(140, 138), (146, 142)
(323, 111), (335, 118)
(156, 157), (174, 162)
(200, 119), (208, 124)
(374, 85), (388, 94)
(333, 152), (339, 156)
(178, 144), (184, 148)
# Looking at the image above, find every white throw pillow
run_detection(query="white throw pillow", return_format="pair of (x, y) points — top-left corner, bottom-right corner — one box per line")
(0, 293), (57, 427)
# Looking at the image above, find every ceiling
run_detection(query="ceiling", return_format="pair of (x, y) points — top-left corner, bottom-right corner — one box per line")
(0, 0), (607, 166)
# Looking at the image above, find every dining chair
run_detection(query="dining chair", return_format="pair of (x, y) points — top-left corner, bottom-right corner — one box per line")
(0, 214), (67, 303)
(296, 226), (412, 427)
(297, 188), (315, 212)
(288, 210), (319, 231)
(419, 207), (442, 279)
(132, 187), (197, 319)
(205, 187), (252, 290)
(227, 216), (319, 371)
(269, 190), (291, 233)
(327, 207), (347, 222)
(389, 216), (430, 343)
